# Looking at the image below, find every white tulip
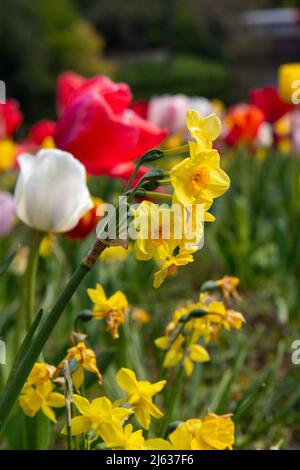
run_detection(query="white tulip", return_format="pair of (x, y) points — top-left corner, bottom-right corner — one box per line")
(148, 94), (189, 134)
(188, 97), (214, 118)
(14, 149), (93, 233)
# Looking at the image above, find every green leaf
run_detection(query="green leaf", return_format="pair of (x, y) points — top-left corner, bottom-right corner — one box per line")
(6, 309), (44, 386)
(0, 247), (20, 278)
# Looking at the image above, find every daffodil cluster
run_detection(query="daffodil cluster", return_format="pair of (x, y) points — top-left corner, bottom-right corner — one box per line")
(95, 412), (235, 450)
(63, 367), (168, 447)
(132, 109), (230, 288)
(19, 340), (103, 424)
(61, 366), (235, 450)
(155, 278), (245, 375)
(18, 357), (236, 449)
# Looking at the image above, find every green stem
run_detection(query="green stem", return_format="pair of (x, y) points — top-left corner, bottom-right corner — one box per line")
(157, 179), (171, 185)
(124, 161), (142, 192)
(159, 366), (184, 437)
(134, 190), (172, 201)
(7, 310), (43, 387)
(66, 425), (72, 450)
(162, 144), (189, 159)
(85, 439), (91, 451)
(0, 239), (107, 431)
(25, 230), (43, 330)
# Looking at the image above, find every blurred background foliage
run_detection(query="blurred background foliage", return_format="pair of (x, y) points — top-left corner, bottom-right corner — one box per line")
(0, 0), (111, 124)
(2, 0), (300, 124)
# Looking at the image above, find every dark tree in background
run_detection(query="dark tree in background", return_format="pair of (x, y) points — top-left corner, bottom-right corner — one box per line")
(0, 0), (110, 125)
(0, 0), (297, 125)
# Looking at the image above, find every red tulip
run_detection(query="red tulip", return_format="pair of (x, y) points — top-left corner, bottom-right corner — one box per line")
(56, 72), (132, 116)
(66, 198), (103, 241)
(0, 99), (23, 138)
(225, 104), (265, 146)
(27, 120), (56, 145)
(54, 75), (167, 175)
(130, 100), (149, 120)
(250, 86), (291, 124)
(56, 71), (86, 116)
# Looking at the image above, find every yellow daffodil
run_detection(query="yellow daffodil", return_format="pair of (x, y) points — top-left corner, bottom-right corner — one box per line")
(170, 149), (230, 206)
(133, 201), (184, 262)
(153, 249), (194, 288)
(39, 234), (55, 258)
(278, 63), (300, 104)
(132, 308), (151, 325)
(216, 275), (241, 304)
(155, 291), (245, 352)
(221, 309), (246, 331)
(100, 422), (144, 450)
(197, 413), (235, 450)
(100, 421), (173, 450)
(100, 246), (129, 263)
(169, 413), (234, 450)
(189, 297), (243, 342)
(187, 109), (222, 154)
(156, 333), (210, 376)
(116, 368), (166, 430)
(19, 379), (65, 423)
(168, 421), (193, 449)
(87, 284), (128, 339)
(62, 394), (133, 438)
(0, 139), (17, 172)
(58, 342), (102, 391)
(26, 362), (56, 386)
(133, 200), (205, 287)
(143, 438), (173, 450)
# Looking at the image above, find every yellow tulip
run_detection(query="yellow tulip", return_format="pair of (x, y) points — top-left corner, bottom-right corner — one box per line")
(278, 63), (300, 104)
